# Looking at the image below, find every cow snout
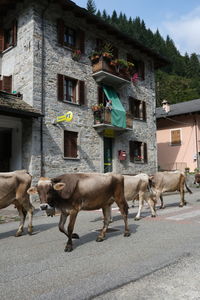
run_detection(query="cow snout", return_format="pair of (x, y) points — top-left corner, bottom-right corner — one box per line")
(40, 204), (48, 210)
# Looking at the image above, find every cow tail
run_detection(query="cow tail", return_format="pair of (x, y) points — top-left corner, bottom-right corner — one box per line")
(185, 182), (192, 194)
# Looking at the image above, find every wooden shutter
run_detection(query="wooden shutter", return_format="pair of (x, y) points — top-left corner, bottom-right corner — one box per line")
(77, 30), (85, 54)
(0, 28), (4, 52)
(12, 20), (17, 46)
(129, 141), (134, 162)
(143, 142), (147, 163)
(57, 74), (64, 101)
(0, 79), (2, 90)
(64, 131), (78, 158)
(57, 19), (64, 46)
(3, 75), (12, 93)
(142, 101), (146, 121)
(171, 130), (181, 145)
(79, 80), (85, 105)
(139, 61), (145, 80)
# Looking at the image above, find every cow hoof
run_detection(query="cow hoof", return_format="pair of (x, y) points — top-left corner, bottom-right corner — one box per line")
(160, 206), (165, 209)
(15, 231), (23, 237)
(124, 232), (131, 237)
(134, 217), (140, 221)
(64, 245), (73, 252)
(72, 233), (79, 239)
(151, 215), (156, 218)
(96, 236), (104, 242)
(28, 225), (33, 235)
(179, 204), (183, 207)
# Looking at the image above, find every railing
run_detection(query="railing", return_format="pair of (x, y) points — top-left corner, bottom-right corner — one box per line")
(93, 107), (133, 129)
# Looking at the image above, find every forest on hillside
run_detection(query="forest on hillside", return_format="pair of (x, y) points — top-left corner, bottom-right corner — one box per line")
(87, 0), (200, 106)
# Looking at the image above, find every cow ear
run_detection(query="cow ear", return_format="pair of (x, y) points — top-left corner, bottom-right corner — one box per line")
(27, 186), (38, 195)
(53, 182), (66, 191)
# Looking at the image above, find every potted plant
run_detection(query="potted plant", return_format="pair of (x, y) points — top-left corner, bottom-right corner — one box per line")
(101, 43), (113, 62)
(89, 50), (101, 64)
(72, 49), (81, 61)
(114, 58), (129, 72)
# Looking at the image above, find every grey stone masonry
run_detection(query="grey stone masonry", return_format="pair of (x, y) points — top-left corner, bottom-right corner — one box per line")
(0, 0), (160, 180)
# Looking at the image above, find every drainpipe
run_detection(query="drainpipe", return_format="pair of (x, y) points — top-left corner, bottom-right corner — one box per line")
(40, 1), (51, 176)
(194, 115), (199, 171)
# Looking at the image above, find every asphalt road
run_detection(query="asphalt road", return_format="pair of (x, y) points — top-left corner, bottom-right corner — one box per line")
(1, 189), (200, 300)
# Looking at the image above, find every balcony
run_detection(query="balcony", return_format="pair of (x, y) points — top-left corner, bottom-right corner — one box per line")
(93, 107), (133, 132)
(92, 58), (131, 86)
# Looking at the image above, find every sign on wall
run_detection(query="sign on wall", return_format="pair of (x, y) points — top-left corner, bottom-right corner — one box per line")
(56, 111), (73, 123)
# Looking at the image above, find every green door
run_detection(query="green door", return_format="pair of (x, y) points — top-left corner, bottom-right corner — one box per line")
(104, 137), (113, 173)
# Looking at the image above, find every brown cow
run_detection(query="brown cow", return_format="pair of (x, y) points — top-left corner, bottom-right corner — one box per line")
(0, 170), (34, 236)
(27, 173), (130, 252)
(150, 171), (192, 209)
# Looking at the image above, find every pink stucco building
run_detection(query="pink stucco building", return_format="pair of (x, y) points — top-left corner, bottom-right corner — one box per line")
(156, 99), (200, 172)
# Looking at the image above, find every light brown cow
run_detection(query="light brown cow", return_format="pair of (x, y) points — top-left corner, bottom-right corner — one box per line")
(149, 170), (192, 208)
(27, 173), (130, 252)
(109, 173), (156, 221)
(0, 170), (34, 236)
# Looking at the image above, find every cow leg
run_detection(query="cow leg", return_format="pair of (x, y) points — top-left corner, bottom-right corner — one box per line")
(22, 202), (34, 235)
(65, 211), (78, 252)
(59, 211), (79, 240)
(179, 188), (186, 207)
(147, 198), (156, 218)
(14, 202), (26, 237)
(135, 197), (144, 220)
(159, 194), (165, 209)
(96, 206), (111, 242)
(116, 201), (130, 237)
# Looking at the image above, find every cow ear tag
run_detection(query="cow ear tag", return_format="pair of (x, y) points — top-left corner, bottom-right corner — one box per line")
(53, 183), (65, 191)
(27, 186), (38, 195)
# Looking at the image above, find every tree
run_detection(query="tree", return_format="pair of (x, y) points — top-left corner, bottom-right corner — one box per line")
(87, 0), (96, 14)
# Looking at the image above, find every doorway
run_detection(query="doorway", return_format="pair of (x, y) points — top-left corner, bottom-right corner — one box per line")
(0, 128), (12, 172)
(104, 137), (113, 173)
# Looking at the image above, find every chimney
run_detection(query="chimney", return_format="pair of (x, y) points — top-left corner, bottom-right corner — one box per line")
(162, 100), (170, 113)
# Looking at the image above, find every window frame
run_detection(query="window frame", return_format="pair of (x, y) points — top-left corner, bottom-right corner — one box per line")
(0, 20), (17, 53)
(129, 141), (148, 163)
(127, 54), (145, 80)
(63, 130), (79, 159)
(57, 74), (85, 106)
(129, 97), (146, 121)
(170, 128), (182, 146)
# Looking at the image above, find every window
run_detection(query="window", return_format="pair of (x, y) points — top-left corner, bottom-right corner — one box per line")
(64, 131), (78, 158)
(129, 141), (147, 163)
(127, 54), (145, 80)
(0, 75), (12, 93)
(129, 97), (146, 121)
(57, 74), (85, 105)
(0, 21), (17, 52)
(57, 19), (85, 53)
(171, 129), (181, 146)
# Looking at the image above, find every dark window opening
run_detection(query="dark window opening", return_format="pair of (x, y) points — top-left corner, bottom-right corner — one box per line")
(129, 97), (146, 121)
(129, 141), (147, 163)
(127, 54), (145, 80)
(64, 131), (78, 158)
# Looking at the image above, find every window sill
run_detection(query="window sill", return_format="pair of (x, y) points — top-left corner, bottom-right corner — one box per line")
(63, 156), (80, 160)
(1, 45), (14, 54)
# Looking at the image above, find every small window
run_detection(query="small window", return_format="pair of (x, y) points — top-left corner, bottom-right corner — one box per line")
(127, 54), (145, 80)
(57, 19), (85, 53)
(0, 75), (12, 93)
(0, 21), (17, 52)
(129, 97), (146, 121)
(171, 129), (181, 146)
(64, 27), (76, 47)
(129, 141), (147, 163)
(57, 74), (85, 105)
(64, 131), (78, 158)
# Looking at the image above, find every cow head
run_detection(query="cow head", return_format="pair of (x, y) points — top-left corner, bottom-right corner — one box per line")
(27, 177), (61, 216)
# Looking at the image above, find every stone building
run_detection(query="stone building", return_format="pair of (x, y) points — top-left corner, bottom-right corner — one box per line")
(0, 0), (168, 180)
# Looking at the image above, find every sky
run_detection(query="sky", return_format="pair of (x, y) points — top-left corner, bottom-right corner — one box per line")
(73, 0), (200, 55)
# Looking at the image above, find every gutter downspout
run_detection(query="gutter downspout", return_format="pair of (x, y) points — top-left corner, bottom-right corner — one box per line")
(40, 1), (50, 176)
(194, 115), (199, 171)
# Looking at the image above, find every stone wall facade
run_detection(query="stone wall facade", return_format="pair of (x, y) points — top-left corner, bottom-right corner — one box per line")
(0, 0), (158, 180)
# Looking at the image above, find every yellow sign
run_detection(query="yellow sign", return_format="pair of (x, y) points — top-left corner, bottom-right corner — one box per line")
(104, 129), (115, 138)
(56, 111), (73, 123)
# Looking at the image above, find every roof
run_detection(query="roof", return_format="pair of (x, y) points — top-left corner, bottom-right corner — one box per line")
(0, 91), (42, 118)
(156, 99), (200, 119)
(0, 0), (169, 68)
